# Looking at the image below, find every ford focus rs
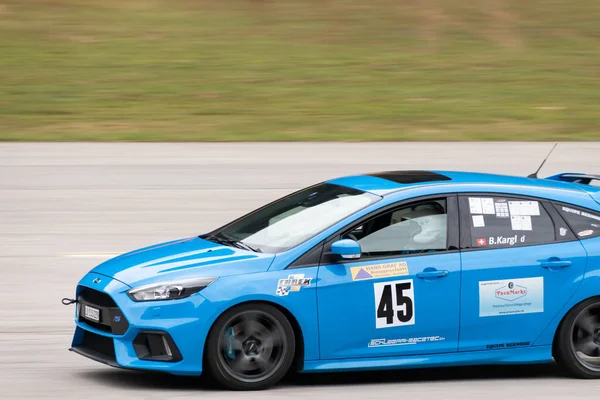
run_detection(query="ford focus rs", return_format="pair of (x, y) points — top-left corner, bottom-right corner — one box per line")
(67, 170), (600, 390)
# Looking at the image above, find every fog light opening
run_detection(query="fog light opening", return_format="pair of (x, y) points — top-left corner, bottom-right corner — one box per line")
(132, 331), (182, 362)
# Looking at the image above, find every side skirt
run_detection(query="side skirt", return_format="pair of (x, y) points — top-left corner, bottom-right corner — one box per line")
(302, 345), (552, 373)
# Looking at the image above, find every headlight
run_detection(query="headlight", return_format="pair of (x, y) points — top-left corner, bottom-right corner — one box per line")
(127, 277), (216, 302)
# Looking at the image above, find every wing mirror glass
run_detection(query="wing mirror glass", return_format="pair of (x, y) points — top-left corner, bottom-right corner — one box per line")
(330, 239), (361, 260)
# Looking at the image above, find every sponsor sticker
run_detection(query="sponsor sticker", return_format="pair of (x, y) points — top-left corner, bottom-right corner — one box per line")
(351, 261), (409, 281)
(579, 230), (594, 237)
(562, 206), (600, 222)
(368, 336), (445, 348)
(276, 274), (312, 296)
(479, 277), (544, 317)
(486, 341), (530, 350)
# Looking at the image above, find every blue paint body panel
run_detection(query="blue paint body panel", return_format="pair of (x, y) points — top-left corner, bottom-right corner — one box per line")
(68, 170), (600, 378)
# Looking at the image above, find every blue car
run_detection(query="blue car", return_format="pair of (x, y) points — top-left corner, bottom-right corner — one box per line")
(67, 170), (600, 390)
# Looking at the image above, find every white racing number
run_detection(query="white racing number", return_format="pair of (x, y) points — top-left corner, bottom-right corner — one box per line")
(374, 279), (415, 329)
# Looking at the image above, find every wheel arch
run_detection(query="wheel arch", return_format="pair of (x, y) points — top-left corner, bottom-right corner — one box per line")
(202, 300), (306, 372)
(552, 295), (600, 357)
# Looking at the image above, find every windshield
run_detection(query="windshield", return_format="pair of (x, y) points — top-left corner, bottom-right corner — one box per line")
(206, 183), (380, 253)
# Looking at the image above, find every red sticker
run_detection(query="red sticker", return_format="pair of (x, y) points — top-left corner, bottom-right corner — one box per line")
(477, 238), (487, 246)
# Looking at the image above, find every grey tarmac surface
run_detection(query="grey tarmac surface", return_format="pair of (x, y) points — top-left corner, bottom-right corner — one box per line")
(1, 142), (600, 399)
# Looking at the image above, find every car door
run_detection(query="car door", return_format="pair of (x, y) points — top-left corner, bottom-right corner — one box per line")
(317, 196), (461, 360)
(458, 194), (588, 352)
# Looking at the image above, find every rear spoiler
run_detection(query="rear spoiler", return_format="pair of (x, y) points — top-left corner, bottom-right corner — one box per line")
(545, 173), (600, 206)
(545, 173), (600, 185)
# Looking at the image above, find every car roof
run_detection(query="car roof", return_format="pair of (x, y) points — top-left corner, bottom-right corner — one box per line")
(327, 170), (600, 206)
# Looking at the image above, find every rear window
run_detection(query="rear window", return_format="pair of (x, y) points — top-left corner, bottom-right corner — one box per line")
(556, 204), (600, 239)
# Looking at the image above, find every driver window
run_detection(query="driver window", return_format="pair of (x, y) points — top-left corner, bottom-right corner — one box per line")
(342, 199), (448, 257)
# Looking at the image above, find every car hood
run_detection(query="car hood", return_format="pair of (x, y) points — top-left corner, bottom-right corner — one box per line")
(90, 237), (275, 288)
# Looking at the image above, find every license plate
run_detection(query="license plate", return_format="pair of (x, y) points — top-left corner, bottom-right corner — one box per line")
(84, 305), (100, 322)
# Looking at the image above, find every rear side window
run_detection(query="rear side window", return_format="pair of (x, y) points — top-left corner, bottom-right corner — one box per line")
(460, 196), (555, 249)
(556, 204), (600, 239)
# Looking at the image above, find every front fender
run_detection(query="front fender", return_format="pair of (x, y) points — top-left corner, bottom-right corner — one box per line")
(200, 267), (320, 361)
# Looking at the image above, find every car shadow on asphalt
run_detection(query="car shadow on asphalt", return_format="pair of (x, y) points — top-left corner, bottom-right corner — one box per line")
(76, 362), (565, 391)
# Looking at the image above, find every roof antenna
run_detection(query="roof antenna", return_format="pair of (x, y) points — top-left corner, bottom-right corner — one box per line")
(528, 142), (558, 178)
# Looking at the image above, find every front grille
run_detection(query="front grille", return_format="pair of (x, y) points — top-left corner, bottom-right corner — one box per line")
(79, 330), (116, 361)
(77, 286), (129, 335)
(80, 287), (117, 307)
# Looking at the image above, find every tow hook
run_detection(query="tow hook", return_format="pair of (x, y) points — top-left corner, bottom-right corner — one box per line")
(61, 298), (77, 305)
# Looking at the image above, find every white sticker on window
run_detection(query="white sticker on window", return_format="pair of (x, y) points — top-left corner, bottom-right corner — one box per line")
(495, 202), (510, 218)
(479, 277), (544, 317)
(517, 202), (525, 215)
(508, 201), (519, 216)
(472, 215), (485, 228)
(510, 216), (521, 230)
(374, 279), (415, 329)
(469, 198), (483, 214)
(509, 201), (540, 216)
(529, 201), (540, 216)
(522, 215), (532, 230)
(579, 230), (594, 237)
(511, 215), (532, 231)
(481, 198), (495, 215)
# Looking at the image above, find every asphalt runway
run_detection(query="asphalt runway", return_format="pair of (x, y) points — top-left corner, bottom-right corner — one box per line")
(2, 142), (600, 399)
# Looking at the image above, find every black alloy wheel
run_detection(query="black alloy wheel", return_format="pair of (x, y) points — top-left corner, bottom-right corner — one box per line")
(555, 298), (600, 378)
(204, 303), (295, 390)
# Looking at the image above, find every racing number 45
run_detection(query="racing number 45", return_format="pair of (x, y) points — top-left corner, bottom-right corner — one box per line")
(374, 279), (415, 329)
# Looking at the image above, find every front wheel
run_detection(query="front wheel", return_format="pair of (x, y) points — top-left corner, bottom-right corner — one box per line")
(204, 303), (295, 390)
(555, 297), (600, 378)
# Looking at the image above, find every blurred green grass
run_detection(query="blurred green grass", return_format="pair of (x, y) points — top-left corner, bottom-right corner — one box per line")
(0, 0), (599, 141)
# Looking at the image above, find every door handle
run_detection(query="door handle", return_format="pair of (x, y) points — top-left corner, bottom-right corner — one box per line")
(540, 259), (571, 269)
(416, 268), (449, 279)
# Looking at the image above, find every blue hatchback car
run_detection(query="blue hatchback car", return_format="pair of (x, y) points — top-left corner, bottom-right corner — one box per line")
(68, 170), (600, 390)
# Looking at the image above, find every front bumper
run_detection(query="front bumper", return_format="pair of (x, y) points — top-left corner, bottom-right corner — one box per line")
(69, 272), (220, 376)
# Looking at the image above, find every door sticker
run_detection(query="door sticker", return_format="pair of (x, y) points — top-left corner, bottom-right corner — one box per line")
(479, 277), (544, 317)
(351, 261), (409, 281)
(368, 335), (445, 348)
(374, 279), (415, 329)
(276, 274), (312, 296)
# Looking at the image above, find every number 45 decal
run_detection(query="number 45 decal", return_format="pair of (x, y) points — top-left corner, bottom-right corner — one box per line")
(374, 279), (415, 329)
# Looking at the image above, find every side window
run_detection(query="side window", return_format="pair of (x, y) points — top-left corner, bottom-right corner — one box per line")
(460, 196), (555, 249)
(556, 204), (600, 239)
(341, 199), (448, 258)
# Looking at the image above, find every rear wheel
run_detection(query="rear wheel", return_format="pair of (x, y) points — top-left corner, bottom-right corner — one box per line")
(555, 297), (600, 378)
(204, 303), (295, 390)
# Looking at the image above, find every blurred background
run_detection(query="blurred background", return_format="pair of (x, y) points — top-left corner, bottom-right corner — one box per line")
(1, 1), (600, 399)
(1, 0), (599, 141)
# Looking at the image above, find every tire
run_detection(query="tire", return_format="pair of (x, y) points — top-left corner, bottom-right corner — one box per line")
(204, 303), (296, 390)
(555, 297), (600, 378)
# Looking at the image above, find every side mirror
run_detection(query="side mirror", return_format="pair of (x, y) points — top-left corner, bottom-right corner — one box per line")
(331, 239), (361, 260)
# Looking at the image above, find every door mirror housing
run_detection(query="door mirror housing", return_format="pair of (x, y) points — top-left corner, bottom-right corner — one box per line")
(331, 239), (361, 260)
